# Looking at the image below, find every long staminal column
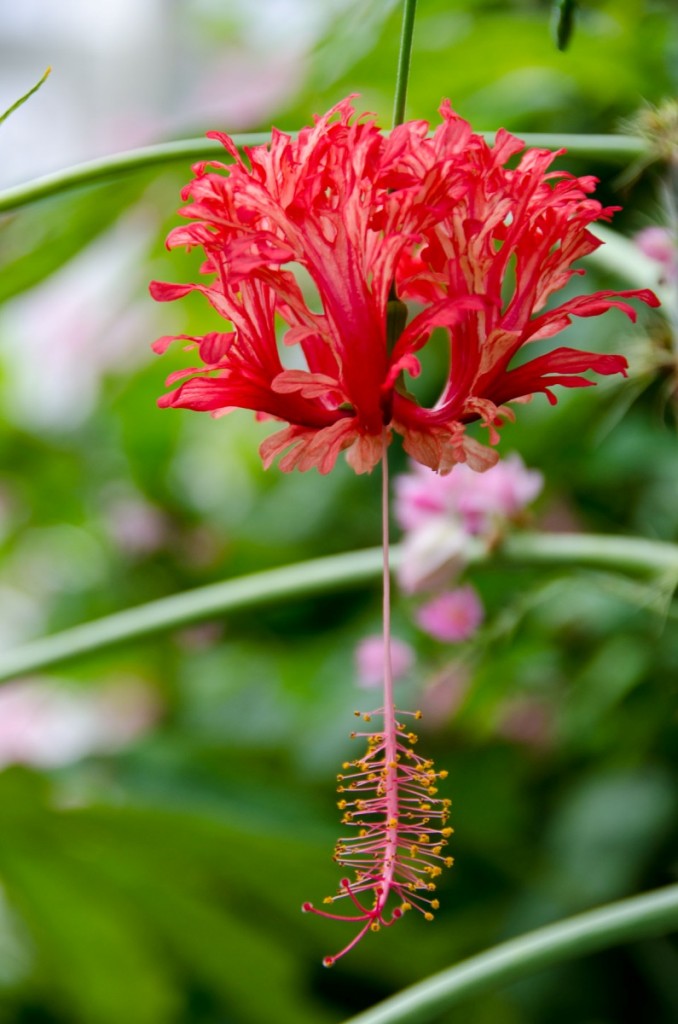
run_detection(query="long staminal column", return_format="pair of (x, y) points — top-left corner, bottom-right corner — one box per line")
(303, 432), (454, 966)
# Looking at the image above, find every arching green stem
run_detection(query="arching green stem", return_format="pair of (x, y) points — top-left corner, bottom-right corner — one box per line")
(0, 532), (676, 683)
(0, 135), (647, 215)
(341, 883), (678, 1024)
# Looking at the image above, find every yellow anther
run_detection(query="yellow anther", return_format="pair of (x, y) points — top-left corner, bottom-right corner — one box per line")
(415, 710), (423, 719)
(444, 857), (454, 867)
(431, 899), (440, 910)
(342, 762), (351, 770)
(432, 846), (442, 855)
(418, 835), (430, 844)
(337, 800), (347, 809)
(370, 922), (380, 932)
(427, 883), (436, 892)
(323, 897), (334, 904)
(407, 733), (418, 744)
(388, 818), (398, 828)
(401, 902), (412, 912)
(363, 714), (371, 722)
(428, 787), (438, 796)
(424, 912), (434, 922)
(442, 828), (453, 837)
(359, 829), (368, 837)
(410, 845), (418, 857)
(430, 867), (442, 878)
(419, 803), (431, 811)
(438, 770), (449, 779)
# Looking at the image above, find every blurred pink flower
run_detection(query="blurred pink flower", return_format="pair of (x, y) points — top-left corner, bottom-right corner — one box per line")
(495, 697), (554, 750)
(395, 453), (543, 536)
(0, 678), (159, 770)
(634, 226), (677, 284)
(415, 586), (484, 643)
(354, 634), (415, 689)
(397, 517), (470, 594)
(419, 663), (471, 725)
(104, 495), (170, 556)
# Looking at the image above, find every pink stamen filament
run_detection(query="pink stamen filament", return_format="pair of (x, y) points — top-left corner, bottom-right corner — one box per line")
(303, 431), (454, 965)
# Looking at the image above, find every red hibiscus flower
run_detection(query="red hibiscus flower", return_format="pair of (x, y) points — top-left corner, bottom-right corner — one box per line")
(150, 98), (658, 475)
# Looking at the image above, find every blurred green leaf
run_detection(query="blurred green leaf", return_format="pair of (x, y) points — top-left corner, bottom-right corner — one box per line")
(0, 178), (152, 304)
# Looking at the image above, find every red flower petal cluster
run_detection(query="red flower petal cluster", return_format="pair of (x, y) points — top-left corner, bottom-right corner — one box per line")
(150, 98), (658, 475)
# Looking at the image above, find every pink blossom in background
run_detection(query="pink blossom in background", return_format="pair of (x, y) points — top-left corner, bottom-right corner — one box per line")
(495, 697), (555, 750)
(104, 495), (170, 556)
(634, 226), (677, 284)
(1, 216), (154, 430)
(395, 453), (543, 536)
(354, 634), (415, 689)
(0, 678), (159, 770)
(419, 664), (471, 725)
(397, 517), (470, 594)
(415, 586), (484, 643)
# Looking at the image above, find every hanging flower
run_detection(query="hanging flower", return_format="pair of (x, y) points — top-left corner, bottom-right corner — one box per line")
(151, 98), (658, 476)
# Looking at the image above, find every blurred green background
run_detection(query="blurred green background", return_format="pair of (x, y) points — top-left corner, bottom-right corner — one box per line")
(0, 1), (677, 1021)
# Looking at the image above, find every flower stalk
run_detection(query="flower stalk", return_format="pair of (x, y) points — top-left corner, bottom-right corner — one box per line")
(393, 0), (418, 128)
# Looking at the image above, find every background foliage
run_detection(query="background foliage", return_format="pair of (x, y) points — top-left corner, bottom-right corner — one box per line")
(0, 1), (677, 1022)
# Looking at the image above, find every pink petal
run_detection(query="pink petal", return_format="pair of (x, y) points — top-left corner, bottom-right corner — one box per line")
(415, 586), (484, 643)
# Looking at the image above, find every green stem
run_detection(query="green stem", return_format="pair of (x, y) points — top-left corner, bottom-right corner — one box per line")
(0, 532), (676, 683)
(0, 133), (270, 214)
(0, 67), (51, 126)
(341, 884), (678, 1024)
(393, 0), (418, 127)
(0, 134), (647, 216)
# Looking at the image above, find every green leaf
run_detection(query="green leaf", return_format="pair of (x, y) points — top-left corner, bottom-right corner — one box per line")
(0, 771), (334, 1024)
(0, 177), (153, 304)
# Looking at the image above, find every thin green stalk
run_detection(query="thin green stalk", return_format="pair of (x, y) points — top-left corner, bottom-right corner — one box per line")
(0, 67), (51, 126)
(341, 884), (678, 1024)
(0, 133), (647, 215)
(393, 0), (418, 127)
(0, 532), (677, 683)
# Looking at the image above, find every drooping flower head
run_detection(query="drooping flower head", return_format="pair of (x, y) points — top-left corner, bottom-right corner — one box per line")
(151, 98), (657, 476)
(150, 98), (658, 966)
